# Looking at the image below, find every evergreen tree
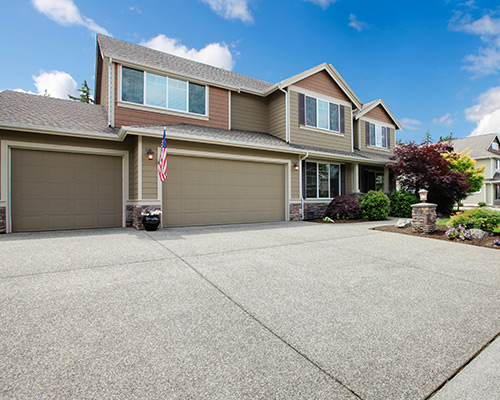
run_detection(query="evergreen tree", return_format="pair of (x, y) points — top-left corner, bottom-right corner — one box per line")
(68, 80), (94, 103)
(421, 129), (433, 144)
(439, 132), (456, 142)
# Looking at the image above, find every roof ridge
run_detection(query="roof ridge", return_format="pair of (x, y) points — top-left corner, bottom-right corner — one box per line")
(97, 35), (274, 89)
(0, 90), (105, 109)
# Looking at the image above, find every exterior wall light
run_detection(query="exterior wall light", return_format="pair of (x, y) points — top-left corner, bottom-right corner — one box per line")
(418, 189), (428, 203)
(293, 163), (299, 171)
(147, 149), (155, 161)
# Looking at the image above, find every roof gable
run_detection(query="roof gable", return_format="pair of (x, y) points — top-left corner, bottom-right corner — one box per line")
(451, 133), (500, 159)
(277, 63), (362, 109)
(355, 99), (402, 130)
(293, 70), (351, 103)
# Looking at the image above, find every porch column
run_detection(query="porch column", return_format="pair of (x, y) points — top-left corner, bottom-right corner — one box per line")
(353, 162), (360, 193)
(384, 167), (390, 194)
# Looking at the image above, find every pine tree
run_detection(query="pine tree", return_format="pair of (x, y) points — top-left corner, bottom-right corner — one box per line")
(421, 129), (433, 144)
(439, 132), (456, 142)
(68, 80), (94, 103)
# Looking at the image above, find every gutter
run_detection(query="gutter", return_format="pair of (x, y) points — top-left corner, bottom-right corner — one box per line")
(278, 85), (289, 142)
(108, 57), (113, 127)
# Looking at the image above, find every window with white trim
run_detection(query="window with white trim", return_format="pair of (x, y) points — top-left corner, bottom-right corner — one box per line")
(304, 162), (341, 199)
(121, 66), (206, 115)
(366, 122), (390, 149)
(304, 95), (341, 133)
(496, 159), (500, 170)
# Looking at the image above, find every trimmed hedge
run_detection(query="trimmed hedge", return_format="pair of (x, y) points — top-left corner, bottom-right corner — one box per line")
(360, 191), (391, 221)
(390, 190), (419, 218)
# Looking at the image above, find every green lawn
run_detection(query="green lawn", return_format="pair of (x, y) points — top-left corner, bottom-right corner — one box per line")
(437, 217), (500, 233)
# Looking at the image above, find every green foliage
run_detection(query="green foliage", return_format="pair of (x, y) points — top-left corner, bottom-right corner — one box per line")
(422, 129), (433, 144)
(448, 208), (500, 232)
(478, 202), (486, 207)
(444, 150), (485, 195)
(360, 191), (390, 220)
(324, 195), (362, 220)
(68, 80), (94, 103)
(389, 190), (419, 218)
(439, 132), (456, 142)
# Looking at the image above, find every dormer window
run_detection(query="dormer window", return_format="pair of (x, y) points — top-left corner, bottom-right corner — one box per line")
(366, 122), (390, 149)
(121, 66), (206, 115)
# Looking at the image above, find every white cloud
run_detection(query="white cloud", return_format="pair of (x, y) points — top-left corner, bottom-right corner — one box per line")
(400, 117), (422, 131)
(303, 0), (338, 9)
(432, 113), (454, 127)
(32, 0), (111, 35)
(348, 14), (368, 32)
(140, 34), (235, 71)
(201, 0), (253, 23)
(13, 88), (36, 95)
(32, 70), (78, 99)
(449, 11), (500, 77)
(465, 85), (500, 135)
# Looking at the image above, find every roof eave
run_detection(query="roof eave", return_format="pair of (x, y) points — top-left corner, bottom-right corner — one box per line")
(355, 99), (402, 130)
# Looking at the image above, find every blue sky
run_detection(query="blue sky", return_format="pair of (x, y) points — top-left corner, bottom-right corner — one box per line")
(2, 0), (500, 141)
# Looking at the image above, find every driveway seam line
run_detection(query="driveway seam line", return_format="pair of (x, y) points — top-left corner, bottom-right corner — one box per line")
(145, 232), (365, 400)
(424, 330), (500, 399)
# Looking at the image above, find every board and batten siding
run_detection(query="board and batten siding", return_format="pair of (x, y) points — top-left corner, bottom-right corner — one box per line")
(358, 116), (396, 156)
(231, 92), (268, 133)
(268, 91), (286, 141)
(289, 90), (352, 152)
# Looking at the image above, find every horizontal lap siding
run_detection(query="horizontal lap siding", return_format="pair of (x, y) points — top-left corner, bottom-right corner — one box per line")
(231, 92), (268, 133)
(268, 91), (286, 141)
(365, 105), (393, 125)
(142, 137), (160, 199)
(129, 135), (138, 200)
(114, 86), (229, 130)
(289, 90), (352, 152)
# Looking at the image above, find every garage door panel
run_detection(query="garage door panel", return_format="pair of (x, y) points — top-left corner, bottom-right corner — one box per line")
(163, 155), (285, 227)
(11, 149), (122, 232)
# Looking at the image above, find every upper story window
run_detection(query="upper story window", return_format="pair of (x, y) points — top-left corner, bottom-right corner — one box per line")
(492, 142), (499, 151)
(299, 93), (345, 134)
(496, 159), (500, 170)
(121, 66), (206, 115)
(366, 121), (391, 149)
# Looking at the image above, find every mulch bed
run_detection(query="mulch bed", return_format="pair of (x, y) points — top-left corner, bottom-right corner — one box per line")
(308, 218), (370, 224)
(373, 224), (500, 250)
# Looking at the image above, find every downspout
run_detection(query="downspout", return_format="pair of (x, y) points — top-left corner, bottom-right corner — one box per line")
(300, 152), (309, 220)
(108, 57), (113, 127)
(278, 85), (289, 142)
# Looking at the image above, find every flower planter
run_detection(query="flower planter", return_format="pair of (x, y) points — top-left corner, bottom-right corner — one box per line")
(142, 215), (160, 231)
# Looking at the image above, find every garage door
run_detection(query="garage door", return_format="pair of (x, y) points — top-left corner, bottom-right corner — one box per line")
(163, 155), (286, 227)
(11, 149), (123, 232)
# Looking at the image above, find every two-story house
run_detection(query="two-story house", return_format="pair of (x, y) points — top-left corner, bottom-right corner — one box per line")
(0, 35), (401, 233)
(451, 133), (500, 206)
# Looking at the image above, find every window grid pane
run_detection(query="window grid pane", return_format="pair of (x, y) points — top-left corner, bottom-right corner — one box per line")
(188, 83), (206, 114)
(370, 124), (376, 145)
(168, 78), (187, 111)
(122, 67), (144, 104)
(145, 72), (166, 108)
(329, 103), (339, 132)
(317, 100), (329, 130)
(318, 163), (329, 198)
(306, 162), (317, 198)
(305, 96), (317, 127)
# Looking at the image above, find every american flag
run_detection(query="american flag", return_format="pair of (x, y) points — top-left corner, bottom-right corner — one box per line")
(158, 130), (168, 182)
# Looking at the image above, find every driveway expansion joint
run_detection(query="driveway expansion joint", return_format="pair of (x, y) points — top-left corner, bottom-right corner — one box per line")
(144, 231), (366, 400)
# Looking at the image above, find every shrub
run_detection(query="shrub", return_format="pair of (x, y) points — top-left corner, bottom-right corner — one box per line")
(478, 202), (486, 207)
(448, 208), (500, 232)
(324, 195), (361, 220)
(390, 190), (419, 218)
(360, 191), (391, 220)
(445, 225), (472, 241)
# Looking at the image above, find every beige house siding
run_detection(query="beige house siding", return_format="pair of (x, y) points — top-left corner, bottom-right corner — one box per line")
(231, 92), (268, 133)
(141, 136), (160, 200)
(128, 135), (138, 200)
(268, 91), (286, 141)
(289, 90), (352, 152)
(359, 118), (396, 155)
(353, 119), (359, 149)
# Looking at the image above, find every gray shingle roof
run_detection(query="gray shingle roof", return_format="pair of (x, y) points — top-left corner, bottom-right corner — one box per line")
(0, 90), (118, 137)
(97, 35), (275, 94)
(451, 133), (500, 159)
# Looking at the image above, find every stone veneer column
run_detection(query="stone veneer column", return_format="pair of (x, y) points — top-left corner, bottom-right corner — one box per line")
(411, 203), (437, 233)
(289, 203), (302, 221)
(0, 206), (6, 234)
(126, 205), (162, 230)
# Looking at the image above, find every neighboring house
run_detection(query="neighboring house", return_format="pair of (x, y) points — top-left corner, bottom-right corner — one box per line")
(451, 133), (500, 206)
(0, 35), (401, 233)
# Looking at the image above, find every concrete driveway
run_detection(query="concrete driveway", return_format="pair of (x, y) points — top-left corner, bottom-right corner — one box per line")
(1, 221), (499, 400)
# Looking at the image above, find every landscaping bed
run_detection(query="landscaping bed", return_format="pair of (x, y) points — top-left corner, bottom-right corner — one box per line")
(373, 224), (500, 250)
(308, 218), (370, 224)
